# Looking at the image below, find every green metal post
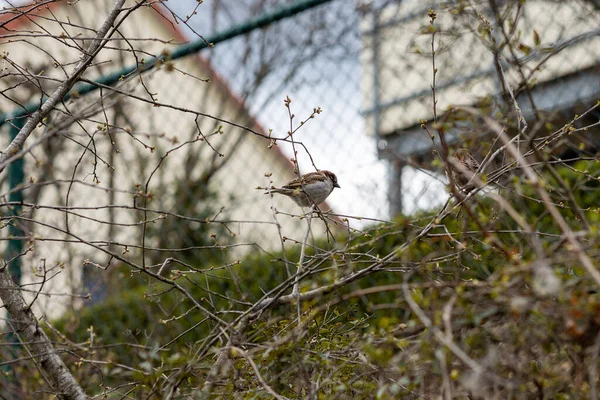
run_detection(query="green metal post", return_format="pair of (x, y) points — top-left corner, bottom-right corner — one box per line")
(6, 118), (25, 284)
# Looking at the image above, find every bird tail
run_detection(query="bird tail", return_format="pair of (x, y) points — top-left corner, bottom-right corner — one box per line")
(264, 188), (290, 195)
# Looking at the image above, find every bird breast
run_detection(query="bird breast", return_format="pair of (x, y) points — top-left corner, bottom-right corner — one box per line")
(304, 180), (333, 202)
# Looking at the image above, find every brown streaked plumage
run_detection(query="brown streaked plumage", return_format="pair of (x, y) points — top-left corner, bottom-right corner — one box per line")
(452, 149), (480, 191)
(266, 170), (340, 207)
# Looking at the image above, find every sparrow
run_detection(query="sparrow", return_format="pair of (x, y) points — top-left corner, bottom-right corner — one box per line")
(266, 170), (340, 207)
(452, 148), (480, 191)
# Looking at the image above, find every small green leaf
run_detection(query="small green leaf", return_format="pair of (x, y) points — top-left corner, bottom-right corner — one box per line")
(518, 43), (532, 55)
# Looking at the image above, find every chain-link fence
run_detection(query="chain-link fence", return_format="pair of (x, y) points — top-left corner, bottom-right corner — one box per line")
(170, 0), (391, 221)
(168, 0), (600, 219)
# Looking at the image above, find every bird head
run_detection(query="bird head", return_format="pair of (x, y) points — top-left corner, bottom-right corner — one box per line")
(322, 170), (340, 188)
(454, 148), (472, 162)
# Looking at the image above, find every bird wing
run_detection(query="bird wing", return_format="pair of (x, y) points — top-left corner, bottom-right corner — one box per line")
(282, 177), (303, 190)
(282, 172), (320, 190)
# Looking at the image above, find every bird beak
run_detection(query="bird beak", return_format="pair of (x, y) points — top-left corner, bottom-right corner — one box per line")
(334, 182), (341, 188)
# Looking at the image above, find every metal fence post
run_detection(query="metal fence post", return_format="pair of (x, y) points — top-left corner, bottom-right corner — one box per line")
(388, 159), (403, 217)
(7, 118), (25, 284)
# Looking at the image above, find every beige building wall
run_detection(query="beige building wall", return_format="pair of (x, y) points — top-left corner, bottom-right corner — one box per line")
(360, 0), (600, 136)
